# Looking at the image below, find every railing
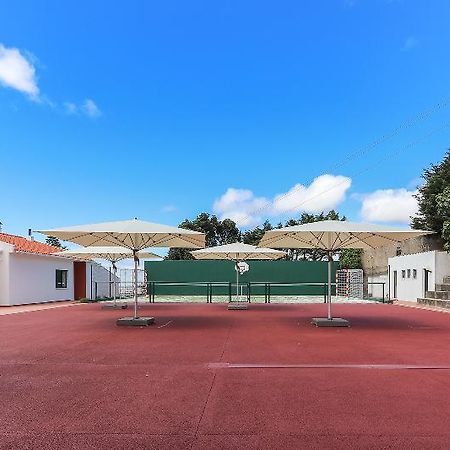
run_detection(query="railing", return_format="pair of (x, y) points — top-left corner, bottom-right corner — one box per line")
(91, 280), (387, 303)
(92, 281), (146, 300)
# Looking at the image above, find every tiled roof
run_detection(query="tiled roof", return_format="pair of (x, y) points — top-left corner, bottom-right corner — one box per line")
(0, 233), (63, 255)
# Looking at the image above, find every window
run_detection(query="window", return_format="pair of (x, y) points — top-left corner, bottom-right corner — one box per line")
(402, 270), (406, 279)
(407, 269), (411, 278)
(413, 269), (417, 279)
(56, 269), (68, 289)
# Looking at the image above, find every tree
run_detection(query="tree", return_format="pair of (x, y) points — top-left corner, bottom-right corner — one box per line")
(412, 150), (450, 249)
(45, 236), (66, 249)
(166, 213), (241, 260)
(436, 185), (450, 251)
(241, 220), (273, 245)
(339, 248), (363, 269)
(165, 210), (362, 266)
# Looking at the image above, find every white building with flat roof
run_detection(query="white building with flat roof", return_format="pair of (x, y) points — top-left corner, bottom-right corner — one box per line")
(388, 250), (450, 302)
(0, 232), (114, 306)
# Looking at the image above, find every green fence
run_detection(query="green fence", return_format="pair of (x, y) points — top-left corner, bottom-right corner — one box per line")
(144, 260), (338, 296)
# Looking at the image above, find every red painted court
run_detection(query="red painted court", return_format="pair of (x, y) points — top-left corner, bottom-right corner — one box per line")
(1, 302), (450, 449)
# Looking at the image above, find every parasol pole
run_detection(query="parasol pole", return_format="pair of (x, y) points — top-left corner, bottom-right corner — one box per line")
(133, 250), (139, 319)
(327, 250), (333, 320)
(236, 260), (240, 301)
(112, 261), (118, 306)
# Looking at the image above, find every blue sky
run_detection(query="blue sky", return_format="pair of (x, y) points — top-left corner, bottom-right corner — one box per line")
(1, 0), (450, 239)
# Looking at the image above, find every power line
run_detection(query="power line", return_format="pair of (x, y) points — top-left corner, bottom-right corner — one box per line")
(286, 120), (450, 212)
(235, 94), (450, 225)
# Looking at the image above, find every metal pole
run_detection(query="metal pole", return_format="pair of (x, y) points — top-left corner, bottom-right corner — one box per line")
(112, 262), (117, 306)
(109, 267), (112, 298)
(388, 264), (391, 302)
(236, 261), (239, 301)
(133, 250), (139, 319)
(328, 251), (333, 320)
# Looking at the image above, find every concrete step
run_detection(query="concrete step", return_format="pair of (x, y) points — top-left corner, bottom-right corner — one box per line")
(425, 291), (449, 300)
(436, 284), (450, 291)
(417, 298), (450, 309)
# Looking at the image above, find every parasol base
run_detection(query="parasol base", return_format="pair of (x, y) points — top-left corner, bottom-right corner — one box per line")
(311, 317), (350, 327)
(116, 317), (155, 326)
(102, 303), (128, 310)
(228, 303), (248, 310)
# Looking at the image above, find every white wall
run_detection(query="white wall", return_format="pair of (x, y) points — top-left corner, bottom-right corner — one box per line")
(86, 262), (119, 299)
(435, 252), (450, 285)
(367, 273), (388, 299)
(388, 251), (437, 302)
(0, 242), (13, 306)
(7, 253), (74, 306)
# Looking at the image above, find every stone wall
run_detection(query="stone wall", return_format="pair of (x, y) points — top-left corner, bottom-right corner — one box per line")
(361, 234), (443, 279)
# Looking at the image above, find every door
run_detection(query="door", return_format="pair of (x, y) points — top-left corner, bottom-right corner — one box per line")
(73, 261), (87, 300)
(424, 269), (430, 296)
(393, 270), (398, 299)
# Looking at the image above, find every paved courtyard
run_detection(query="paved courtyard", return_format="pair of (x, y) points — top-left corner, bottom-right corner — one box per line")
(1, 302), (450, 449)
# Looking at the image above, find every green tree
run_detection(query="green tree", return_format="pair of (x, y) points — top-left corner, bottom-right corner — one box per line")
(241, 220), (273, 245)
(339, 248), (363, 269)
(166, 213), (241, 260)
(436, 185), (450, 250)
(45, 236), (66, 249)
(412, 150), (450, 249)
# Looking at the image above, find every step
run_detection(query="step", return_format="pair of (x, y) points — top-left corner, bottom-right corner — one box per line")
(417, 298), (450, 309)
(425, 291), (449, 300)
(436, 284), (450, 291)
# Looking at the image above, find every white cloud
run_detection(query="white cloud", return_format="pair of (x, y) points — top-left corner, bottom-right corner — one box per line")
(402, 36), (419, 51)
(64, 102), (77, 114)
(273, 174), (352, 214)
(360, 188), (418, 224)
(213, 174), (352, 227)
(0, 43), (101, 116)
(0, 43), (39, 99)
(63, 99), (102, 118)
(213, 188), (270, 227)
(82, 98), (101, 118)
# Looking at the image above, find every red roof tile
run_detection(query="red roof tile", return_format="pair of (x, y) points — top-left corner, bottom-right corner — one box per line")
(0, 233), (63, 255)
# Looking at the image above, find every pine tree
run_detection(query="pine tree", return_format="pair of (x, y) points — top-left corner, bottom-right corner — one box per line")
(411, 150), (450, 248)
(45, 236), (65, 248)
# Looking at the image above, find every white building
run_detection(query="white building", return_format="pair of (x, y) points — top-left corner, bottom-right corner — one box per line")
(388, 250), (450, 302)
(0, 232), (115, 306)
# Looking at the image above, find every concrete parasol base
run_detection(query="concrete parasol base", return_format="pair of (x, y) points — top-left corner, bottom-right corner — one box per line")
(102, 303), (128, 310)
(311, 317), (350, 327)
(228, 303), (249, 310)
(116, 317), (155, 326)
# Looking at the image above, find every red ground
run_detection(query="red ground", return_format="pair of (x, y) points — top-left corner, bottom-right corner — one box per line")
(1, 302), (450, 449)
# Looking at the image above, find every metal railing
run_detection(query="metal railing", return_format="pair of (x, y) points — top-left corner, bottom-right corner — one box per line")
(91, 280), (387, 303)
